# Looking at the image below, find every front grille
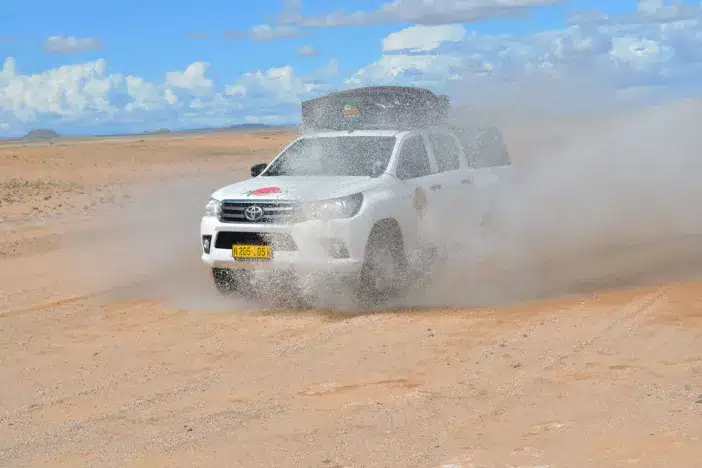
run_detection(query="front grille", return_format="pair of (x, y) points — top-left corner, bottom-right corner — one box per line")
(220, 200), (303, 224)
(214, 232), (298, 251)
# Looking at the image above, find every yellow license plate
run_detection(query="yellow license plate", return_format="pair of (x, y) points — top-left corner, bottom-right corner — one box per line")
(232, 244), (273, 259)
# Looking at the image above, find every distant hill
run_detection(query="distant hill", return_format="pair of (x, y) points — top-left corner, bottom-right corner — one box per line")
(225, 123), (272, 130)
(176, 123), (297, 135)
(144, 128), (171, 135)
(191, 123), (296, 134)
(91, 123), (295, 139)
(24, 129), (60, 140)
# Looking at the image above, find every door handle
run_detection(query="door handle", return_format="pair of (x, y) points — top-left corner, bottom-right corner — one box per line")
(430, 184), (442, 192)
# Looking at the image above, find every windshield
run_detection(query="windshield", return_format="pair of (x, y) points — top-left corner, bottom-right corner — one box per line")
(264, 136), (396, 177)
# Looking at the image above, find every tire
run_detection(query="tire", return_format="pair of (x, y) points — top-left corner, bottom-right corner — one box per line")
(212, 268), (252, 296)
(359, 223), (407, 305)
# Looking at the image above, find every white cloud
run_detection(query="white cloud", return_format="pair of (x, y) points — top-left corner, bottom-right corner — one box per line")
(227, 60), (339, 104)
(278, 0), (302, 24)
(301, 0), (562, 27)
(164, 61), (213, 95)
(234, 65), (304, 104)
(638, 0), (664, 14)
(42, 36), (102, 55)
(124, 62), (215, 112)
(0, 58), (121, 121)
(225, 0), (308, 41)
(252, 24), (302, 40)
(346, 3), (702, 106)
(610, 36), (674, 70)
(164, 88), (179, 105)
(346, 54), (462, 88)
(0, 58), (254, 134)
(225, 85), (247, 97)
(1, 56), (16, 78)
(316, 58), (339, 78)
(383, 25), (467, 52)
(125, 76), (160, 111)
(0, 56), (341, 136)
(226, 24), (305, 41)
(298, 44), (319, 56)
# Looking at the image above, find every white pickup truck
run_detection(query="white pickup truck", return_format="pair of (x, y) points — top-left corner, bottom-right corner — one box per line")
(200, 86), (512, 303)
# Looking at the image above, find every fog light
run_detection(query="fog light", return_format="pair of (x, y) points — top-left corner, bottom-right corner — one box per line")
(202, 235), (212, 254)
(326, 239), (349, 259)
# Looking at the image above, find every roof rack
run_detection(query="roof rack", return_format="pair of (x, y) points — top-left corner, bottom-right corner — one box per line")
(301, 86), (450, 132)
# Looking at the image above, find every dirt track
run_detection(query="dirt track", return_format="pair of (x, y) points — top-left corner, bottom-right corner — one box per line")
(1, 130), (701, 467)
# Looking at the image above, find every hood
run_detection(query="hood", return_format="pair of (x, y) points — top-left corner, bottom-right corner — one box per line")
(212, 176), (384, 202)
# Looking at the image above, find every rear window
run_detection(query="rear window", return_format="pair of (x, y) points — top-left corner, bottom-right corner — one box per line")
(429, 133), (460, 172)
(264, 136), (396, 177)
(452, 126), (511, 168)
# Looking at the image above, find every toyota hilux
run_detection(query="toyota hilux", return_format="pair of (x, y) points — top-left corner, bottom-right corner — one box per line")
(200, 86), (511, 303)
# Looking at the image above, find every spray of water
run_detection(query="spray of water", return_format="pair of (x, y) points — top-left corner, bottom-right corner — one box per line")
(63, 96), (702, 311)
(413, 98), (702, 306)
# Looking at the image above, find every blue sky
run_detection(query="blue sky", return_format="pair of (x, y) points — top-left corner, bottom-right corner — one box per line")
(1, 0), (702, 136)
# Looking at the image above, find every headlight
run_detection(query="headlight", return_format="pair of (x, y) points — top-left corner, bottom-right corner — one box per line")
(308, 193), (364, 220)
(204, 198), (221, 217)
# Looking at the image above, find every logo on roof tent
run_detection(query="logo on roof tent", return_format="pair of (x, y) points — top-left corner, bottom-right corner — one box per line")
(342, 102), (360, 117)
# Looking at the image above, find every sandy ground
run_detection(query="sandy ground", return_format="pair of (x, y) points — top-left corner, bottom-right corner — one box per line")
(1, 126), (701, 468)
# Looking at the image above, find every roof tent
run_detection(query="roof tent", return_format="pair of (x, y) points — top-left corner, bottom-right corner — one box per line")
(301, 86), (450, 132)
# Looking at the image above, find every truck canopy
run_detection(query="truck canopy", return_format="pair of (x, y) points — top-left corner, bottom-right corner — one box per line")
(301, 86), (449, 132)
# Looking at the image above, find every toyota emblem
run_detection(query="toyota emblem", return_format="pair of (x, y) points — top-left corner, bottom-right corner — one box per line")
(244, 205), (264, 222)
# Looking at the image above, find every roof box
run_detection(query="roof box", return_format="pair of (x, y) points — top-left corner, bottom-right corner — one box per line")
(301, 86), (450, 132)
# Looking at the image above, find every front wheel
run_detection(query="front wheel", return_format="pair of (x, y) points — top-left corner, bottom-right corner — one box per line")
(212, 268), (252, 296)
(359, 226), (407, 305)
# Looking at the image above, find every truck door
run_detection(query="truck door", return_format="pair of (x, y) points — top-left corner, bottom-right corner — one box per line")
(459, 127), (505, 230)
(393, 133), (440, 247)
(422, 131), (463, 242)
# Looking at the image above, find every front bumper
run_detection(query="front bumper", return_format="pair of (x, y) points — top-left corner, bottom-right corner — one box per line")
(200, 215), (368, 275)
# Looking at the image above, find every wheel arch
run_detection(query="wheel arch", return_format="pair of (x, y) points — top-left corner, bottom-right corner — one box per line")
(365, 218), (406, 262)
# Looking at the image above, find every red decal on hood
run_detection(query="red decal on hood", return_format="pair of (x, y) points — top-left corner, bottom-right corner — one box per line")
(249, 186), (281, 196)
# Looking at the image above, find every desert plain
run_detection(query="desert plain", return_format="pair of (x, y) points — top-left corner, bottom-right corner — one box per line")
(1, 108), (701, 467)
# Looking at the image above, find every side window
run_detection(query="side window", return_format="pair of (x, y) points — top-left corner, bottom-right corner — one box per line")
(466, 127), (511, 168)
(396, 135), (432, 180)
(429, 133), (460, 172)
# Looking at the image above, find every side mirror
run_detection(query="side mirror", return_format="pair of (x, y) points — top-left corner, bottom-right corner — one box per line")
(250, 163), (267, 177)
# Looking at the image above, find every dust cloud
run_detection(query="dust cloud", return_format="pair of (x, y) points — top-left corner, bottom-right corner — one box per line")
(63, 171), (255, 310)
(63, 97), (702, 311)
(413, 98), (702, 306)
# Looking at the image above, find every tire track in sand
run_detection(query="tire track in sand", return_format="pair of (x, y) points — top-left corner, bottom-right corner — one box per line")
(437, 288), (667, 468)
